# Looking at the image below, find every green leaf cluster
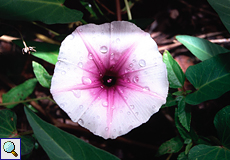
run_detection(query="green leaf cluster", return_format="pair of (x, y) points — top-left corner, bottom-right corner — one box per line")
(160, 35), (230, 158)
(188, 106), (230, 160)
(2, 78), (37, 108)
(24, 107), (120, 160)
(1, 0), (230, 159)
(0, 110), (35, 155)
(0, 0), (83, 24)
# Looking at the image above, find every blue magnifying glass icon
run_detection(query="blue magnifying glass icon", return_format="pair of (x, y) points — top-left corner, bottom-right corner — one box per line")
(3, 141), (18, 157)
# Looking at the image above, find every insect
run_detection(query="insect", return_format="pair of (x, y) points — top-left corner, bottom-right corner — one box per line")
(22, 41), (36, 54)
(22, 46), (36, 54)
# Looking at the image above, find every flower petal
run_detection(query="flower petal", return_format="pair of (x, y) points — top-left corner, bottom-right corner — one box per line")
(50, 21), (169, 139)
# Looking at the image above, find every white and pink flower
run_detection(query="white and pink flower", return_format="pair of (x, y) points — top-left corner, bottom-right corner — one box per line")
(50, 21), (168, 139)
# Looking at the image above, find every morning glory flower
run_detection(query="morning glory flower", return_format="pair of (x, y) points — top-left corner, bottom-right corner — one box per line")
(50, 21), (169, 139)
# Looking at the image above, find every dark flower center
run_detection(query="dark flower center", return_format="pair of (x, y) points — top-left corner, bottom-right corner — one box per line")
(102, 75), (117, 87)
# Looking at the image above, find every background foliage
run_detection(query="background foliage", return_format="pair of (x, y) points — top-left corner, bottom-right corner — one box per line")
(0, 0), (230, 159)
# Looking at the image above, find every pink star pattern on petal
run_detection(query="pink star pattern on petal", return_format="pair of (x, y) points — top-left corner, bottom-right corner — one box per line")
(50, 21), (169, 139)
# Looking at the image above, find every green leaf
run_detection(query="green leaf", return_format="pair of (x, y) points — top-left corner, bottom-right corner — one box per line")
(32, 61), (52, 88)
(79, 0), (98, 20)
(25, 104), (39, 113)
(208, 0), (230, 33)
(188, 145), (230, 160)
(214, 105), (230, 149)
(178, 152), (188, 160)
(196, 136), (213, 146)
(185, 52), (230, 105)
(156, 136), (184, 156)
(177, 97), (191, 132)
(188, 106), (230, 160)
(0, 110), (17, 138)
(173, 91), (184, 96)
(13, 40), (59, 65)
(185, 141), (193, 155)
(163, 50), (185, 88)
(2, 78), (37, 108)
(24, 107), (120, 160)
(161, 93), (177, 108)
(176, 35), (229, 61)
(21, 135), (35, 155)
(0, 0), (83, 24)
(175, 108), (198, 141)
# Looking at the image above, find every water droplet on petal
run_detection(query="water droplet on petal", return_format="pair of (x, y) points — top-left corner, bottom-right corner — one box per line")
(79, 29), (83, 32)
(100, 46), (108, 54)
(61, 71), (66, 75)
(88, 53), (93, 60)
(129, 63), (133, 68)
(125, 68), (130, 73)
(128, 125), (133, 130)
(105, 127), (109, 131)
(133, 76), (139, 83)
(116, 38), (120, 43)
(79, 105), (83, 109)
(73, 90), (81, 98)
(69, 34), (74, 40)
(78, 119), (84, 125)
(78, 62), (83, 68)
(135, 112), (139, 115)
(82, 77), (92, 85)
(110, 53), (115, 60)
(127, 111), (131, 115)
(60, 103), (65, 108)
(102, 101), (108, 107)
(139, 59), (146, 67)
(143, 86), (150, 91)
(130, 105), (135, 109)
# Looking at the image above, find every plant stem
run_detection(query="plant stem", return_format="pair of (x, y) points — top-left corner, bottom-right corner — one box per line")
(116, 0), (122, 21)
(81, 19), (88, 24)
(0, 22), (32, 52)
(93, 0), (110, 21)
(0, 97), (55, 106)
(0, 22), (27, 45)
(124, 0), (132, 20)
(32, 22), (60, 36)
(18, 130), (34, 136)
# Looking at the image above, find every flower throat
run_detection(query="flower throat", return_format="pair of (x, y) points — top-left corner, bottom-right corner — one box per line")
(102, 75), (117, 87)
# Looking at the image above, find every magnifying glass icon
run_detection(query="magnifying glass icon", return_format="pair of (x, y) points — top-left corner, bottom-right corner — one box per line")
(3, 141), (18, 157)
